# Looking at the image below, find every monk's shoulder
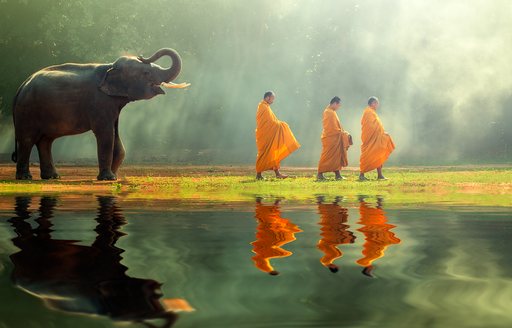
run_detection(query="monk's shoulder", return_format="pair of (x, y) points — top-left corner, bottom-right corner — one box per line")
(257, 101), (267, 111)
(324, 108), (337, 119)
(362, 108), (376, 119)
(258, 102), (271, 116)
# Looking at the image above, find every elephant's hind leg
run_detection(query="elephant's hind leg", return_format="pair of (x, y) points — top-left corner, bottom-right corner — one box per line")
(37, 137), (60, 180)
(15, 139), (34, 180)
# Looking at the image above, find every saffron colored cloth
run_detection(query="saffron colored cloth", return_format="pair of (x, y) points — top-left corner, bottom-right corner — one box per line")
(359, 107), (395, 173)
(251, 202), (302, 273)
(356, 202), (401, 267)
(317, 202), (355, 266)
(317, 107), (351, 173)
(255, 101), (300, 172)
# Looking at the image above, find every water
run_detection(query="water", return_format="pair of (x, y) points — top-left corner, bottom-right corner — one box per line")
(0, 195), (511, 328)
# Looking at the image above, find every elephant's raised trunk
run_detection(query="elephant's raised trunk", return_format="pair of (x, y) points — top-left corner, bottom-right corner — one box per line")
(138, 48), (182, 82)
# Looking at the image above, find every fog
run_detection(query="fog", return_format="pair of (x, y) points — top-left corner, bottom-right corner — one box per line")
(1, 0), (511, 166)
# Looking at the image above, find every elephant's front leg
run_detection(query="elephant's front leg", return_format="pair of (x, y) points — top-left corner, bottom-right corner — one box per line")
(94, 129), (117, 181)
(111, 133), (126, 175)
(37, 137), (60, 180)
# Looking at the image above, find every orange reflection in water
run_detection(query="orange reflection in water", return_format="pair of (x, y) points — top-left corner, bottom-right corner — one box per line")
(356, 198), (401, 276)
(251, 199), (302, 275)
(316, 197), (356, 272)
(250, 197), (401, 277)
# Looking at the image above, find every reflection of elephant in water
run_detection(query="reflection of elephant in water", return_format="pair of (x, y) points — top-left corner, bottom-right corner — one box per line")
(8, 196), (179, 328)
(12, 48), (182, 180)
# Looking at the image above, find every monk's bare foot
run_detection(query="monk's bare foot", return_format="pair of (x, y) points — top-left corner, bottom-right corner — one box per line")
(274, 169), (288, 179)
(269, 270), (280, 276)
(359, 175), (369, 181)
(256, 173), (264, 180)
(327, 264), (339, 273)
(362, 265), (375, 278)
(377, 176), (388, 180)
(317, 173), (326, 181)
(335, 175), (345, 180)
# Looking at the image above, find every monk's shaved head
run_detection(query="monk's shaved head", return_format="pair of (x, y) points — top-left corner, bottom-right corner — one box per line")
(368, 96), (379, 106)
(263, 91), (275, 99)
(263, 91), (275, 105)
(330, 96), (341, 105)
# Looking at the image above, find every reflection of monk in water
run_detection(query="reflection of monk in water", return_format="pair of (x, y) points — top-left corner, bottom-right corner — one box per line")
(251, 198), (302, 275)
(316, 196), (356, 273)
(356, 197), (401, 278)
(8, 196), (192, 328)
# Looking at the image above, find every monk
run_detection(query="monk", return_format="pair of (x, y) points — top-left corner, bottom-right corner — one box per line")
(359, 97), (395, 181)
(316, 196), (355, 273)
(356, 197), (401, 277)
(317, 96), (352, 180)
(255, 91), (301, 180)
(251, 198), (302, 275)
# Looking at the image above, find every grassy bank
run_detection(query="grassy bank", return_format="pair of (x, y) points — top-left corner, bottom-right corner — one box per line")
(0, 165), (510, 206)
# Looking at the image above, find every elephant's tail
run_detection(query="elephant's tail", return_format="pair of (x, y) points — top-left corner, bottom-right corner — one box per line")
(11, 142), (17, 163)
(11, 147), (17, 163)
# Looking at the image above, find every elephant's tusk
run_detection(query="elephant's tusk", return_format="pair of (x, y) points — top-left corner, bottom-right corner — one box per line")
(161, 82), (191, 89)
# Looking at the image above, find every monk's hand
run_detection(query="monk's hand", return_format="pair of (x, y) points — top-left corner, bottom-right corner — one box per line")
(161, 82), (191, 89)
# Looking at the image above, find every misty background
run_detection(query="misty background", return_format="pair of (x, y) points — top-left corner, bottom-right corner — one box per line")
(1, 0), (511, 167)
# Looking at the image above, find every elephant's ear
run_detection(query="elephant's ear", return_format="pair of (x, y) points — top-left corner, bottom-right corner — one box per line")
(99, 66), (129, 98)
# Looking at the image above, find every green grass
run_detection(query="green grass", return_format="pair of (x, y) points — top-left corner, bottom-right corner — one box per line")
(124, 169), (512, 206)
(1, 168), (511, 207)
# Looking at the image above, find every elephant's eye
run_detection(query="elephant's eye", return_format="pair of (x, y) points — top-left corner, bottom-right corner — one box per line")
(143, 71), (150, 76)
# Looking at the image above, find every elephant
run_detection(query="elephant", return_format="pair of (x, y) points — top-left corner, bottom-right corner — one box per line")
(11, 48), (184, 180)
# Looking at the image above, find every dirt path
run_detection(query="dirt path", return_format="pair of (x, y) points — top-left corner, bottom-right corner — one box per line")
(1, 163), (511, 181)
(0, 164), (323, 181)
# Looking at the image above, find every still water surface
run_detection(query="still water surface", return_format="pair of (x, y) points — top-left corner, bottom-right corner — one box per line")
(0, 195), (511, 328)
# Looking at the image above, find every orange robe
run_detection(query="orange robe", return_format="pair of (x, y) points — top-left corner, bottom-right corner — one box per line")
(317, 202), (355, 266)
(318, 107), (351, 173)
(256, 101), (300, 172)
(251, 202), (302, 273)
(356, 201), (401, 267)
(359, 107), (395, 173)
